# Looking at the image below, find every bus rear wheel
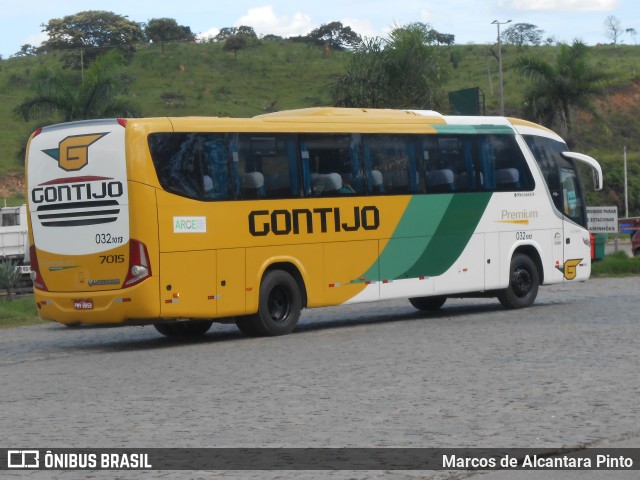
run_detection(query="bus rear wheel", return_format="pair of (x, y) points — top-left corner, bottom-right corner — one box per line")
(498, 253), (539, 309)
(409, 296), (446, 311)
(154, 320), (213, 337)
(247, 269), (302, 336)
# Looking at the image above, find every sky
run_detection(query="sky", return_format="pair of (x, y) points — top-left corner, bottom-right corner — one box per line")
(0, 0), (637, 58)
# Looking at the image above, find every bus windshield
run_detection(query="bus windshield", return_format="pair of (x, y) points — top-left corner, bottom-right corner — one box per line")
(523, 134), (587, 227)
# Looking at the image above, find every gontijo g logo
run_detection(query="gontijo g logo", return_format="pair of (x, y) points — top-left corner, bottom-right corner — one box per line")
(43, 133), (108, 171)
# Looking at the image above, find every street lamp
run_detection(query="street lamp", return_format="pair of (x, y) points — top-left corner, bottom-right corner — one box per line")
(492, 19), (511, 116)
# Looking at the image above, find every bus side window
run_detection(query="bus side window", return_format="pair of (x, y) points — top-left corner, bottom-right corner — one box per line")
(454, 137), (481, 191)
(424, 137), (456, 194)
(201, 135), (231, 200)
(300, 134), (364, 196)
(363, 134), (418, 195)
(235, 134), (300, 199)
(148, 132), (231, 201)
(480, 135), (534, 192)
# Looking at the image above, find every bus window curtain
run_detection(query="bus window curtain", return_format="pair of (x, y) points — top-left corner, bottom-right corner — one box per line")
(479, 136), (496, 190)
(405, 136), (419, 193)
(286, 136), (301, 197)
(227, 133), (241, 198)
(349, 134), (365, 193)
(299, 139), (312, 196)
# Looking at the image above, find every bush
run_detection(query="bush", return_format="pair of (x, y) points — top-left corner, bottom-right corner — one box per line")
(0, 260), (21, 299)
(591, 251), (640, 276)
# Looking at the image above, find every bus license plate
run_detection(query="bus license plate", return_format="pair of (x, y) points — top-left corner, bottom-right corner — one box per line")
(74, 299), (93, 310)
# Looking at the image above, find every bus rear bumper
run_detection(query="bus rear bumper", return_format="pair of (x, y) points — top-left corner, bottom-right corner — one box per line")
(34, 278), (160, 325)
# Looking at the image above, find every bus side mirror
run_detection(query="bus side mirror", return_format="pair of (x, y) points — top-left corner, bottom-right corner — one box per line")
(561, 151), (603, 191)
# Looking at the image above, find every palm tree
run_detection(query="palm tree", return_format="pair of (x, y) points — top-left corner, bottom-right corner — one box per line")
(14, 51), (141, 122)
(515, 40), (608, 138)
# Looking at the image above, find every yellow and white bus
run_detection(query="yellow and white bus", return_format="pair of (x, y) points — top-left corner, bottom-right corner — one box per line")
(25, 108), (602, 337)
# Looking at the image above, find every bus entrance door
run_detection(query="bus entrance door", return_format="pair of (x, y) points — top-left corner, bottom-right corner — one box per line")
(560, 167), (589, 282)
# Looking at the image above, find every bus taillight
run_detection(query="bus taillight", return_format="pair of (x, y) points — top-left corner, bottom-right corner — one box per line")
(29, 245), (48, 291)
(124, 239), (151, 287)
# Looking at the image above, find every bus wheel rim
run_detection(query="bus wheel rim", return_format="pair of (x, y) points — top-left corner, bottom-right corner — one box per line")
(512, 267), (532, 297)
(268, 285), (291, 323)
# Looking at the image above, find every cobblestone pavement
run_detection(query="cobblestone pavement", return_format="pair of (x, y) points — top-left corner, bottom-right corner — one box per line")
(1, 277), (639, 479)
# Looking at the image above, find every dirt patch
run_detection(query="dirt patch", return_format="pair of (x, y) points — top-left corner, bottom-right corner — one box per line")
(0, 172), (25, 199)
(601, 78), (640, 113)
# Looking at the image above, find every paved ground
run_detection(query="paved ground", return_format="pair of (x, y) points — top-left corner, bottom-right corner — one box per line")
(1, 276), (639, 479)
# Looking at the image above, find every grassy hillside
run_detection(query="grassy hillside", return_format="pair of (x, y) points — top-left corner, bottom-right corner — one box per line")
(1, 40), (639, 213)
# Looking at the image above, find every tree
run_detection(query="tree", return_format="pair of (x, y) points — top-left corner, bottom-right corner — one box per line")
(626, 27), (637, 45)
(223, 35), (247, 60)
(14, 44), (38, 57)
(408, 23), (455, 45)
(515, 40), (609, 138)
(332, 23), (450, 110)
(307, 21), (361, 51)
(145, 18), (195, 53)
(604, 15), (623, 47)
(38, 11), (145, 67)
(427, 29), (455, 45)
(215, 26), (257, 43)
(14, 50), (141, 122)
(502, 23), (544, 46)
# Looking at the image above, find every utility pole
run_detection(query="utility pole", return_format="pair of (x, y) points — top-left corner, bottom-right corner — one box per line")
(492, 19), (511, 116)
(624, 145), (628, 219)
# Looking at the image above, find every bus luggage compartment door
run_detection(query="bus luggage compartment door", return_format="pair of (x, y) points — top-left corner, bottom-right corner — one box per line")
(160, 251), (216, 318)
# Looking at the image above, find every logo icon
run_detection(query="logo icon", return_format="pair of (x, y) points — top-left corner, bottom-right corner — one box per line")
(7, 450), (39, 468)
(556, 258), (583, 280)
(43, 133), (108, 171)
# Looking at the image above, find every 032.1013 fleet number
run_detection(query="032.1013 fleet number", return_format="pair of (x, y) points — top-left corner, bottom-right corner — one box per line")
(95, 233), (124, 245)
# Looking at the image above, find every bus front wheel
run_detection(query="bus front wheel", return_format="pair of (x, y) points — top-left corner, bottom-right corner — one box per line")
(154, 320), (213, 337)
(249, 269), (302, 336)
(498, 253), (539, 309)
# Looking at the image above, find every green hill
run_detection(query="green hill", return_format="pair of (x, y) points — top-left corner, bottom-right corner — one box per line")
(1, 40), (639, 214)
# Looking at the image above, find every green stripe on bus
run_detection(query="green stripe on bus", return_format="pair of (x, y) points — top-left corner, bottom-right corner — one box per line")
(402, 192), (492, 277)
(357, 192), (492, 282)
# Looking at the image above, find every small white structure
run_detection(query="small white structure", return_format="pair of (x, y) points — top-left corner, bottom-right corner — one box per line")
(0, 204), (31, 282)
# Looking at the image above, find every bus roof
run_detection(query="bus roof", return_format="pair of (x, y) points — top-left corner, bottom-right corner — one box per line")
(255, 107), (444, 121)
(254, 108), (559, 139)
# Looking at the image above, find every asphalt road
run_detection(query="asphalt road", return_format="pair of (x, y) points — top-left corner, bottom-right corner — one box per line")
(2, 276), (639, 480)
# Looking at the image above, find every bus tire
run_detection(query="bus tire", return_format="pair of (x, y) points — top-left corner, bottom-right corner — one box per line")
(154, 320), (213, 337)
(235, 316), (261, 337)
(252, 269), (301, 336)
(409, 296), (446, 311)
(498, 253), (539, 309)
